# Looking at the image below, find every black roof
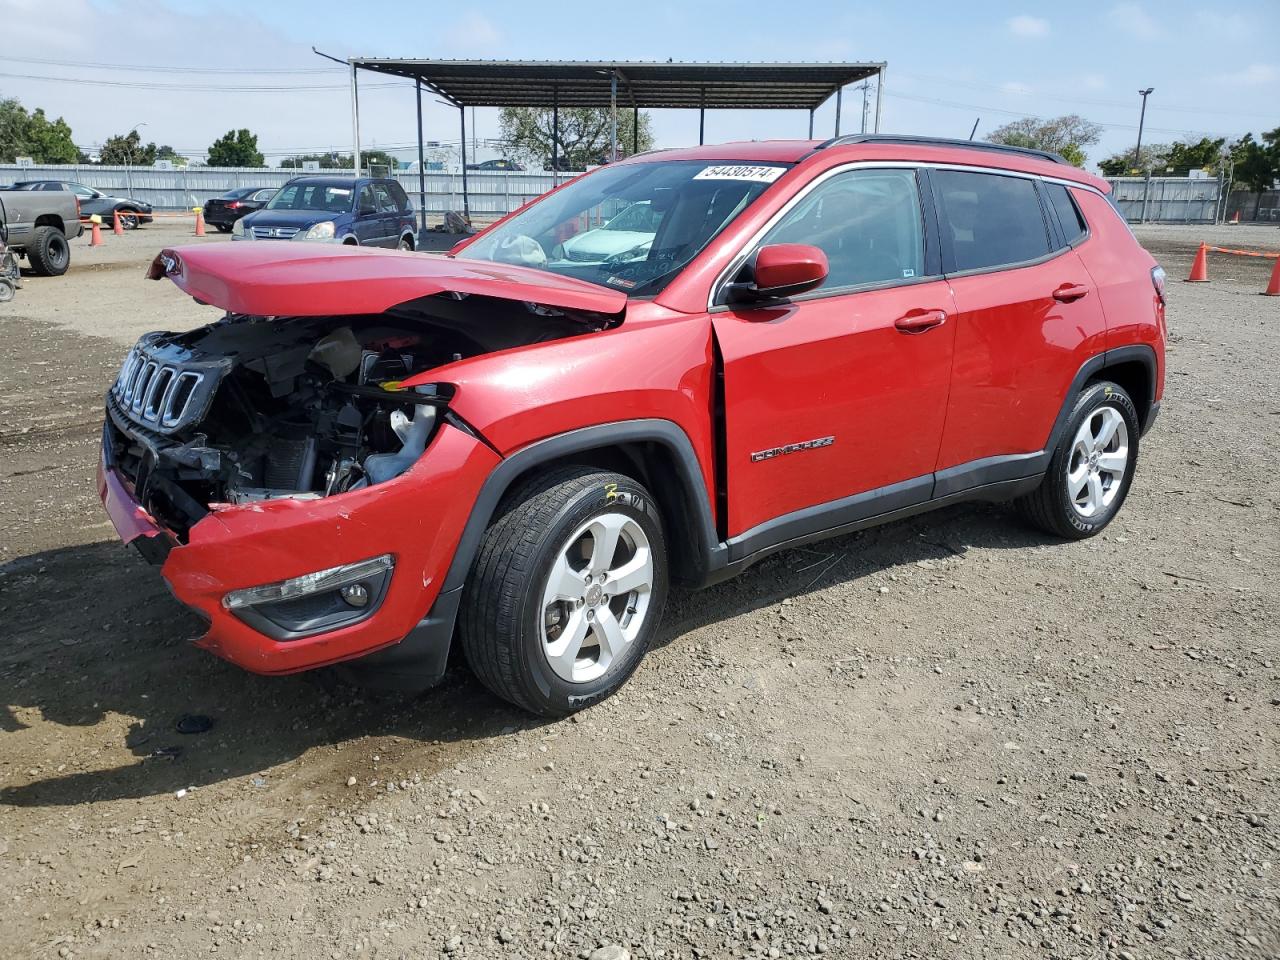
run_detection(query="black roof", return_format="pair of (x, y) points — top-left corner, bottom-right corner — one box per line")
(349, 59), (885, 110)
(819, 134), (1067, 165)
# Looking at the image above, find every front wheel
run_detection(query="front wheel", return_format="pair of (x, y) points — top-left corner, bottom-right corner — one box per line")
(459, 467), (669, 716)
(1017, 381), (1140, 539)
(116, 210), (139, 230)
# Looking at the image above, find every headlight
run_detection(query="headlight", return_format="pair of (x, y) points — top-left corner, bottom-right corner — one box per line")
(301, 221), (336, 241)
(232, 217), (249, 238)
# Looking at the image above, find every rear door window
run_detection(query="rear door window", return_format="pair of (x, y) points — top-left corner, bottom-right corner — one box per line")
(387, 181), (411, 212)
(1044, 183), (1087, 246)
(933, 170), (1051, 272)
(757, 168), (926, 290)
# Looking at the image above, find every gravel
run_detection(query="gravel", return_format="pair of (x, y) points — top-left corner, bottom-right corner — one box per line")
(0, 222), (1276, 959)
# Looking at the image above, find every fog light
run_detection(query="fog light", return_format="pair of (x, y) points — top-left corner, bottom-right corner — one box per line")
(223, 554), (393, 610)
(340, 582), (370, 608)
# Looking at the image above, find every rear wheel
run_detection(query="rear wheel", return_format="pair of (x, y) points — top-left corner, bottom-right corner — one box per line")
(1017, 381), (1139, 538)
(459, 467), (668, 716)
(215, 223), (232, 234)
(26, 226), (70, 277)
(0, 279), (14, 303)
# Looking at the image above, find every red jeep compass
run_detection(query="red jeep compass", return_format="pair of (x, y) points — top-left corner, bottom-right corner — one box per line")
(101, 135), (1166, 715)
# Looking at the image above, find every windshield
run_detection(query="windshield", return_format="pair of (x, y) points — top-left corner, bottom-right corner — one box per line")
(458, 160), (788, 296)
(267, 182), (355, 214)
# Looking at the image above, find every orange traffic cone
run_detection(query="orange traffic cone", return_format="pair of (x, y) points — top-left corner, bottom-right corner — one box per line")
(1230, 210), (1240, 224)
(1185, 242), (1210, 282)
(194, 209), (206, 237)
(89, 220), (103, 247)
(112, 211), (124, 236)
(1264, 257), (1280, 297)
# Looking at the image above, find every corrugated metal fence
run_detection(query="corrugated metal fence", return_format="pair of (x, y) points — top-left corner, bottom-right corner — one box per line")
(0, 164), (563, 220)
(1106, 176), (1223, 224)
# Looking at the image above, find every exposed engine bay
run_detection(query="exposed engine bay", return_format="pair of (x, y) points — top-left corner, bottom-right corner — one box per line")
(105, 292), (615, 540)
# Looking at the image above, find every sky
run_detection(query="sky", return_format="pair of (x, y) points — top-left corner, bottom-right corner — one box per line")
(2, 0), (1276, 171)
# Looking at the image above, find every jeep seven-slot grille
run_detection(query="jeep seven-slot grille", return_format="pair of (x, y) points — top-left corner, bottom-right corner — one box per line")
(112, 350), (204, 430)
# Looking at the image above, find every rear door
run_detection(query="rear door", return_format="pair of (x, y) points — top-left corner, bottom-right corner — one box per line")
(931, 168), (1108, 487)
(373, 183), (402, 247)
(353, 185), (382, 245)
(711, 166), (956, 538)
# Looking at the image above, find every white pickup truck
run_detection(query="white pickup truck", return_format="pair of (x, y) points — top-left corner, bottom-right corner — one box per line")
(0, 187), (82, 276)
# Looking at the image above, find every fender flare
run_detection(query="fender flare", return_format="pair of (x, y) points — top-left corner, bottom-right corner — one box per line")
(1045, 344), (1159, 451)
(440, 418), (723, 596)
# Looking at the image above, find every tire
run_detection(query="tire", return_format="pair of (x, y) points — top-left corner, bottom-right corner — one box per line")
(458, 467), (669, 716)
(0, 279), (14, 303)
(399, 235), (414, 251)
(214, 224), (232, 234)
(26, 226), (70, 277)
(1017, 380), (1140, 539)
(341, 236), (358, 246)
(117, 210), (139, 230)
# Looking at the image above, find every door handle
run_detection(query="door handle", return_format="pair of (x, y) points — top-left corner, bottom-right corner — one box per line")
(1052, 283), (1090, 303)
(894, 309), (948, 334)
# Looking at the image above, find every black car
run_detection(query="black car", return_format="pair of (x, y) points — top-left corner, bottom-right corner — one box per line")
(203, 187), (276, 233)
(8, 181), (153, 229)
(465, 159), (524, 172)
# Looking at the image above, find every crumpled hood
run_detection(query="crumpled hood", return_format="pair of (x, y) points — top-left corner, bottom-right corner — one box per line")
(148, 243), (629, 317)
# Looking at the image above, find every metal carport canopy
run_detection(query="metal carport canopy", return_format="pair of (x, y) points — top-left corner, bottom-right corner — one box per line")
(347, 59), (885, 110)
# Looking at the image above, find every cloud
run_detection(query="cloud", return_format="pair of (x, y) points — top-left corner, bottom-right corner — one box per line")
(1107, 3), (1161, 40)
(1211, 63), (1278, 87)
(444, 12), (503, 53)
(1007, 15), (1050, 38)
(1079, 73), (1107, 91)
(1001, 81), (1033, 96)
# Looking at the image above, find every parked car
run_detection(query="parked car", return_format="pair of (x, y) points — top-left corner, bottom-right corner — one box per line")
(202, 187), (275, 233)
(555, 200), (660, 264)
(233, 176), (416, 248)
(6, 180), (153, 229)
(0, 187), (82, 275)
(100, 135), (1165, 716)
(465, 158), (524, 172)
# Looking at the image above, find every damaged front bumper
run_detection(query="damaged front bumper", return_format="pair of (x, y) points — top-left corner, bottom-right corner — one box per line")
(98, 418), (500, 678)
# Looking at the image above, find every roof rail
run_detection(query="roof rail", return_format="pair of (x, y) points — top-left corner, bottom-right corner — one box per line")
(815, 134), (1067, 165)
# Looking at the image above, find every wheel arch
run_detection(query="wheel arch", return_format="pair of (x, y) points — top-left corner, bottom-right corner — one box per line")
(440, 420), (723, 596)
(33, 214), (66, 232)
(1047, 345), (1158, 452)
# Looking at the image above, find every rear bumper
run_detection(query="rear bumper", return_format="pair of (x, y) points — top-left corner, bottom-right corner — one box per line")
(98, 420), (499, 678)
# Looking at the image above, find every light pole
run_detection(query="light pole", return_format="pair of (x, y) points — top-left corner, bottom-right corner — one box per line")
(124, 121), (147, 198)
(1133, 88), (1153, 171)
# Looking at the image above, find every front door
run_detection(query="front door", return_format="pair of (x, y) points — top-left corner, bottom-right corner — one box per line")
(711, 167), (956, 539)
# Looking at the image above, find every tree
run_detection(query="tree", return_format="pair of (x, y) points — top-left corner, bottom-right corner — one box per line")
(101, 130), (157, 166)
(279, 149), (398, 171)
(207, 129), (265, 167)
(1230, 129), (1280, 193)
(0, 98), (79, 163)
(499, 107), (654, 168)
(1098, 143), (1170, 177)
(986, 114), (1102, 168)
(155, 144), (188, 167)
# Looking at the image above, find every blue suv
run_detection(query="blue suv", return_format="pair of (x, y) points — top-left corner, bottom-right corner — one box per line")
(233, 176), (418, 249)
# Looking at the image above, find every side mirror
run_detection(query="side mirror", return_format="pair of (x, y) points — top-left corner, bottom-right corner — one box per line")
(731, 243), (828, 302)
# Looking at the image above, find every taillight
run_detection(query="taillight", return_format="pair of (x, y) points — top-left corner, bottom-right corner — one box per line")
(227, 201), (240, 209)
(1151, 266), (1166, 307)
(74, 196), (81, 219)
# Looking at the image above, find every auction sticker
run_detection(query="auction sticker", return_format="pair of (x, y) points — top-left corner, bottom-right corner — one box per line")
(693, 165), (787, 183)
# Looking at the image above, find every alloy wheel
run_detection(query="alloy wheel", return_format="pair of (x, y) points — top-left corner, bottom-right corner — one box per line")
(1067, 405), (1129, 518)
(539, 512), (655, 684)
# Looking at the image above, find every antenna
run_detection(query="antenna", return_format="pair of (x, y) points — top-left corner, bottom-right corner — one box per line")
(968, 118), (980, 141)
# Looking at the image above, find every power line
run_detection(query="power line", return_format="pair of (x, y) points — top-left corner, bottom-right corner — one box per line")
(0, 54), (342, 75)
(0, 70), (408, 93)
(893, 69), (1275, 121)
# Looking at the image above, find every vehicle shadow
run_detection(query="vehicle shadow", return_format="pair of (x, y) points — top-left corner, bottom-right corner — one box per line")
(0, 499), (1054, 808)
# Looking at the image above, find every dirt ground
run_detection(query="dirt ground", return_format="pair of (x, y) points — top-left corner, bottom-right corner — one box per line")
(1, 219), (1277, 960)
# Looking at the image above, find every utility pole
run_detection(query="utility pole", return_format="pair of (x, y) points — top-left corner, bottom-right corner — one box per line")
(860, 81), (870, 134)
(1133, 87), (1154, 171)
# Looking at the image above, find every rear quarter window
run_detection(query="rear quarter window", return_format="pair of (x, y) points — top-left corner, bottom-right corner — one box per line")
(933, 169), (1052, 272)
(1045, 183), (1088, 246)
